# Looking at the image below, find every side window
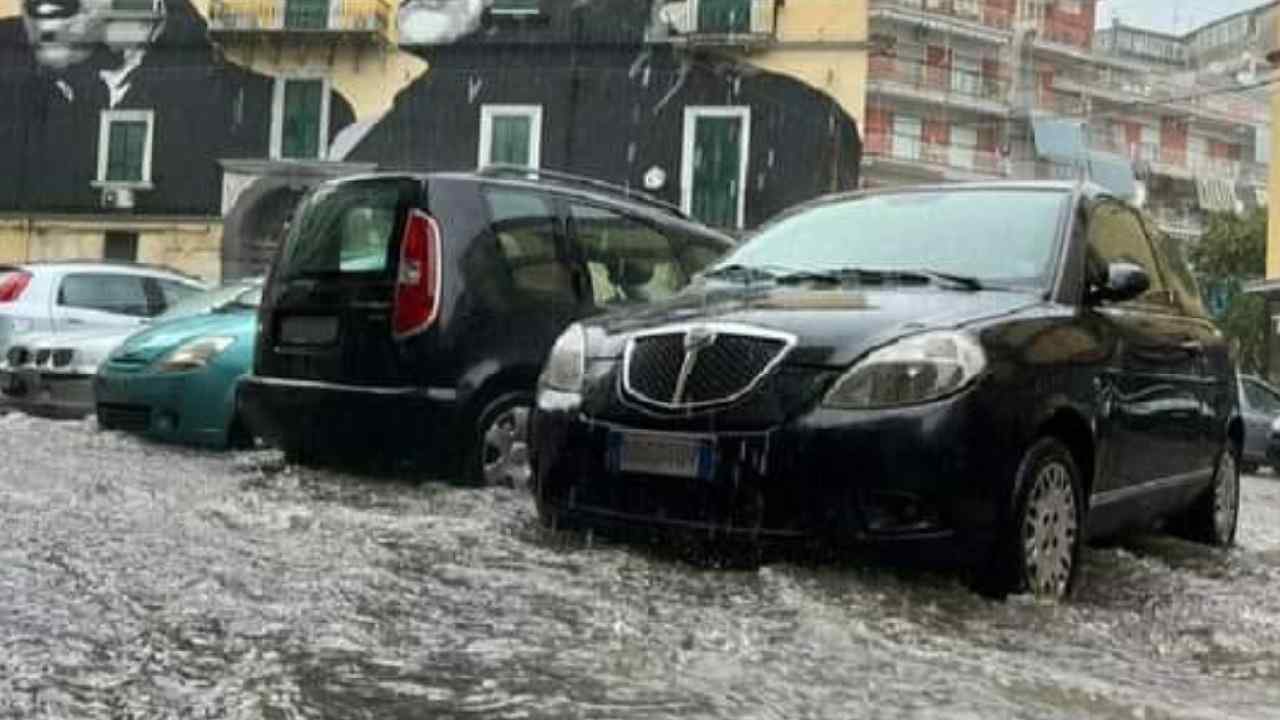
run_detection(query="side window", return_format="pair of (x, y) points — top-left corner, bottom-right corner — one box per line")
(58, 273), (150, 317)
(1140, 213), (1208, 318)
(1245, 381), (1280, 415)
(1085, 202), (1170, 308)
(569, 203), (689, 307)
(485, 189), (575, 302)
(679, 238), (730, 276)
(157, 280), (201, 311)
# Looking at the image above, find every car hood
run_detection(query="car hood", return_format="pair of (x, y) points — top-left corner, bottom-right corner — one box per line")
(592, 283), (1043, 367)
(110, 311), (256, 365)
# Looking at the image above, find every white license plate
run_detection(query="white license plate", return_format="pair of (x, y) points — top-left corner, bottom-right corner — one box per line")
(610, 432), (715, 480)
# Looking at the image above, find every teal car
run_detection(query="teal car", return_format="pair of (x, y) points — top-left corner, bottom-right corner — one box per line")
(94, 279), (263, 449)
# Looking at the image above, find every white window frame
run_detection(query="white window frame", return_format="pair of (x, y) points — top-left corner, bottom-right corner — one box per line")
(681, 106), (751, 230)
(95, 109), (155, 188)
(478, 104), (543, 169)
(270, 73), (333, 161)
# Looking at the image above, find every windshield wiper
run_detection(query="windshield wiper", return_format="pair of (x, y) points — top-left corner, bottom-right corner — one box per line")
(699, 263), (780, 283)
(900, 269), (984, 291)
(815, 267), (983, 291)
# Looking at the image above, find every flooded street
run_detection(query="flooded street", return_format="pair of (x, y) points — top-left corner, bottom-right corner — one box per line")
(3, 414), (1280, 719)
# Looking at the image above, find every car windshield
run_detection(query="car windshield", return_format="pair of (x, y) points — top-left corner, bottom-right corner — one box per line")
(720, 189), (1070, 289)
(156, 282), (261, 322)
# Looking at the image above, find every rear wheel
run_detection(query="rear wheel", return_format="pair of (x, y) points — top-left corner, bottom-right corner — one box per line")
(982, 438), (1084, 600)
(1173, 447), (1239, 547)
(469, 391), (534, 488)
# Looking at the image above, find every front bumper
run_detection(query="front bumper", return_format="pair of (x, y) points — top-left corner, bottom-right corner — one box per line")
(94, 364), (241, 448)
(0, 367), (95, 419)
(532, 387), (1009, 546)
(238, 375), (458, 465)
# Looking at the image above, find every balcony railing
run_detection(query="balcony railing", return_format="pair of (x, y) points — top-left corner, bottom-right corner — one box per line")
(871, 0), (1013, 32)
(1033, 86), (1086, 116)
(1150, 208), (1206, 238)
(869, 56), (1009, 104)
(865, 130), (1006, 176)
(208, 0), (392, 34)
(650, 0), (776, 44)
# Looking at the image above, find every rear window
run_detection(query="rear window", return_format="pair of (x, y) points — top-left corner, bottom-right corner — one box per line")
(277, 179), (417, 278)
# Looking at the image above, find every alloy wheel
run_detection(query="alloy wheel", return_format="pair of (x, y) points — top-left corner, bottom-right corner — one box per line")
(1213, 452), (1240, 545)
(482, 404), (532, 488)
(1022, 460), (1079, 598)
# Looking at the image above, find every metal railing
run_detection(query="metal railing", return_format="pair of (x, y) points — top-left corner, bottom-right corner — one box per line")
(208, 0), (392, 32)
(871, 0), (1014, 32)
(864, 130), (1007, 176)
(653, 0), (776, 41)
(1150, 208), (1206, 238)
(869, 56), (1009, 102)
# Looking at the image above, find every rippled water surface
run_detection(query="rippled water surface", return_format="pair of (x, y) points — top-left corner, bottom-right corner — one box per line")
(3, 413), (1280, 719)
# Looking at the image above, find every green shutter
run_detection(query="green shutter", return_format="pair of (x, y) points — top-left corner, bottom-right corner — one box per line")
(698, 0), (751, 33)
(106, 121), (147, 183)
(490, 115), (533, 167)
(492, 0), (539, 11)
(282, 79), (324, 159)
(690, 115), (742, 228)
(285, 0), (328, 30)
(112, 0), (155, 11)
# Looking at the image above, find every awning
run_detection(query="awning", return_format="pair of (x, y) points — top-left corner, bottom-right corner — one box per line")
(1031, 117), (1137, 199)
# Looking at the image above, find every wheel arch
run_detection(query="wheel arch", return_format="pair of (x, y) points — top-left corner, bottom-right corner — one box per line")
(1035, 405), (1096, 505)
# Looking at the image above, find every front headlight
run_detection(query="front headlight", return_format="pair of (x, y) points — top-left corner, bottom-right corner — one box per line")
(824, 331), (986, 409)
(539, 323), (586, 393)
(155, 336), (235, 374)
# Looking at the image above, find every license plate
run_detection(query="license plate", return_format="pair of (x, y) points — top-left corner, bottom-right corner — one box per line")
(609, 431), (716, 480)
(280, 316), (339, 346)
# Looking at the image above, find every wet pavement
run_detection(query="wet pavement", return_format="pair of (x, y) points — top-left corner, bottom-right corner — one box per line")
(2, 413), (1279, 719)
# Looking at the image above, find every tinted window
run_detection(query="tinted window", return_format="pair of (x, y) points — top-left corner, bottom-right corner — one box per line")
(486, 189), (575, 301)
(58, 273), (150, 317)
(1245, 380), (1280, 415)
(1086, 202), (1170, 307)
(1142, 214), (1207, 318)
(724, 190), (1068, 287)
(278, 180), (409, 278)
(570, 203), (694, 306)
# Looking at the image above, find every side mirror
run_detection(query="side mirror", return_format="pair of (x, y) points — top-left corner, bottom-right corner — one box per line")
(1089, 261), (1149, 304)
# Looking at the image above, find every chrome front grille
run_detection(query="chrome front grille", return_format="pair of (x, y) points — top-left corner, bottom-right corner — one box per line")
(6, 346), (29, 368)
(623, 323), (794, 412)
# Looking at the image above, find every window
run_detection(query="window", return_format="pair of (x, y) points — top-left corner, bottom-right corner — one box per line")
(58, 273), (151, 317)
(479, 105), (543, 169)
(1086, 202), (1169, 307)
(272, 77), (330, 160)
(156, 279), (202, 312)
(278, 179), (412, 279)
(569, 203), (692, 307)
(1141, 213), (1207, 318)
(1245, 380), (1280, 415)
(491, 0), (540, 14)
(112, 0), (156, 10)
(103, 231), (138, 262)
(486, 189), (574, 300)
(96, 110), (154, 185)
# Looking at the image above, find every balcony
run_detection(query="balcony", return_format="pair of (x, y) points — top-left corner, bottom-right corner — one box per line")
(649, 0), (776, 47)
(1150, 208), (1206, 239)
(864, 130), (1007, 180)
(871, 0), (1013, 39)
(868, 56), (1009, 113)
(208, 0), (392, 42)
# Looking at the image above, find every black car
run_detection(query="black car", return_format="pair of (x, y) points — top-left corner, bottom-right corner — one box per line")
(530, 181), (1241, 599)
(1238, 374), (1280, 473)
(238, 167), (734, 483)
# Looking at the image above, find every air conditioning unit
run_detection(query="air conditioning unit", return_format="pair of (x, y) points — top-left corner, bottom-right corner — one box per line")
(101, 188), (135, 210)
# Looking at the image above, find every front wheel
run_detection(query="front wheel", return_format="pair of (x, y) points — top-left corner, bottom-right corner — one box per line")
(982, 437), (1084, 600)
(1173, 448), (1239, 547)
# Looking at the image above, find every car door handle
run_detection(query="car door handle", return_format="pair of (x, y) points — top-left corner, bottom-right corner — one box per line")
(1178, 339), (1203, 353)
(66, 318), (85, 325)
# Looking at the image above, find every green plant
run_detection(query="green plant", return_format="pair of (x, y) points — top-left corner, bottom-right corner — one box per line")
(1187, 209), (1268, 374)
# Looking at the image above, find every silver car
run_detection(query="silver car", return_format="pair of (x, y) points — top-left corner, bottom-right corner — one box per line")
(0, 262), (207, 418)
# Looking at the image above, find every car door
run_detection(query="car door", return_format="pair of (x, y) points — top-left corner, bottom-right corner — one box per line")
(1086, 200), (1207, 514)
(1241, 378), (1280, 463)
(51, 272), (153, 333)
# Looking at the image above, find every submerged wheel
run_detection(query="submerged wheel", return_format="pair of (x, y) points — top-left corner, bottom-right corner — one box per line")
(1174, 447), (1239, 547)
(984, 437), (1084, 600)
(470, 391), (534, 489)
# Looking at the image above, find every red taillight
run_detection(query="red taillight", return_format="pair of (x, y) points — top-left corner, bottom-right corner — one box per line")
(0, 272), (31, 303)
(392, 209), (442, 338)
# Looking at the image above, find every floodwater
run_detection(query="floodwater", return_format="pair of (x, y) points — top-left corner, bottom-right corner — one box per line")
(2, 413), (1279, 719)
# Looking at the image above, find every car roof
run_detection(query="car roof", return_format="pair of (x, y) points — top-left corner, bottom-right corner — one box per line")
(318, 170), (736, 246)
(9, 260), (204, 283)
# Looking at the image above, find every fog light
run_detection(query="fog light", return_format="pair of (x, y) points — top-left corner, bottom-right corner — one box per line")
(156, 412), (178, 432)
(864, 492), (941, 534)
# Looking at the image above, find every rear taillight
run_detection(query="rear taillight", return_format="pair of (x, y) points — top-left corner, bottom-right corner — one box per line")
(392, 209), (442, 339)
(0, 272), (31, 303)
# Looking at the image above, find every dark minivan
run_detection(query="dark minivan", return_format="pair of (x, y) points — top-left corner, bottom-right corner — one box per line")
(531, 181), (1240, 600)
(238, 168), (734, 483)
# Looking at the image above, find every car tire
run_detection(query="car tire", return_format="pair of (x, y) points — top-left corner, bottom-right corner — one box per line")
(982, 437), (1084, 601)
(1172, 446), (1239, 547)
(468, 391), (535, 489)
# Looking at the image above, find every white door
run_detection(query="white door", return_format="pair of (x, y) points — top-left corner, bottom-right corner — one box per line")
(951, 126), (978, 170)
(893, 115), (922, 161)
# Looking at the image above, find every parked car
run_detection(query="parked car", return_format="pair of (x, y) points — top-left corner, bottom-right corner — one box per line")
(530, 181), (1240, 600)
(1238, 374), (1280, 472)
(0, 262), (207, 418)
(94, 279), (264, 449)
(238, 168), (735, 481)
(0, 261), (205, 351)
